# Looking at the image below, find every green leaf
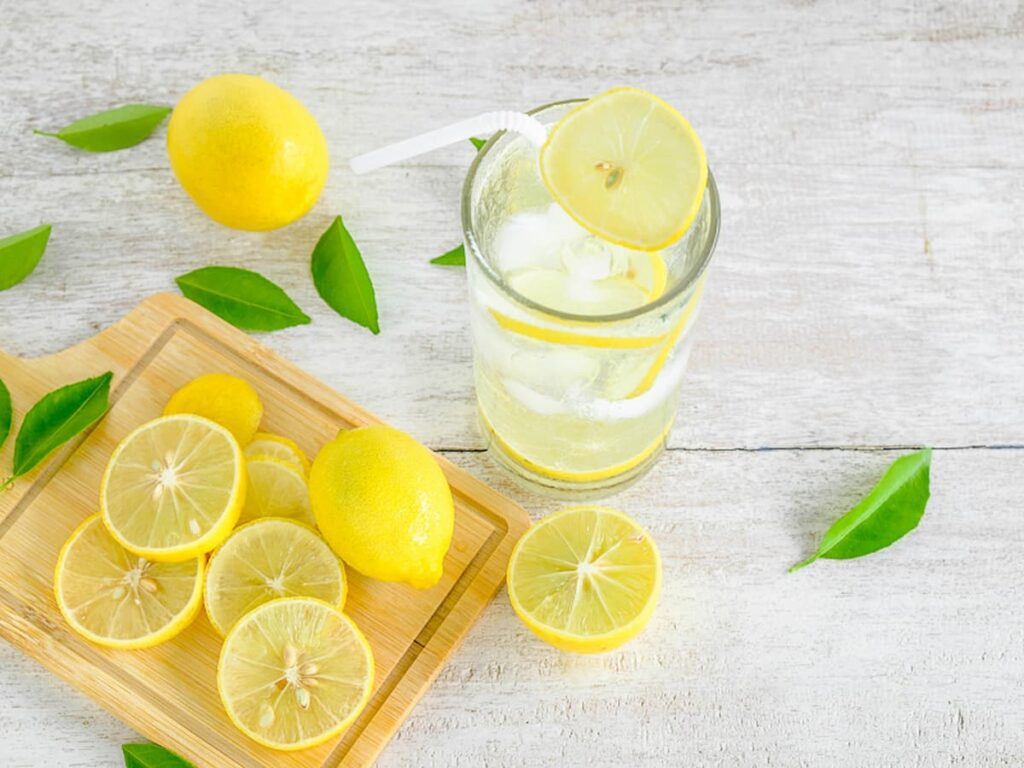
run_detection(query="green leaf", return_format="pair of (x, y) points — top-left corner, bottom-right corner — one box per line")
(790, 448), (932, 572)
(176, 266), (311, 332)
(0, 377), (11, 451)
(0, 224), (51, 291)
(431, 244), (465, 267)
(122, 743), (196, 768)
(310, 215), (379, 334)
(6, 372), (112, 485)
(469, 136), (487, 151)
(35, 104), (172, 152)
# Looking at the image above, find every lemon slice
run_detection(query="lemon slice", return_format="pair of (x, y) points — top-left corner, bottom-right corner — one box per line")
(218, 597), (374, 751)
(205, 518), (346, 636)
(164, 373), (264, 446)
(245, 433), (310, 476)
(240, 455), (314, 526)
(507, 506), (661, 653)
(54, 514), (204, 649)
(540, 87), (707, 251)
(101, 414), (246, 562)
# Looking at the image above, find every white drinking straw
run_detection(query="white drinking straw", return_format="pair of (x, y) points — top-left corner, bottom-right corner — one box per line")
(349, 111), (548, 175)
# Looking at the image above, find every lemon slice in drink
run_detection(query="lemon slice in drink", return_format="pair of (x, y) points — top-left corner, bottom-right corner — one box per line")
(218, 597), (374, 751)
(245, 433), (310, 476)
(205, 518), (346, 636)
(240, 455), (314, 526)
(507, 506), (661, 653)
(101, 415), (246, 562)
(540, 87), (707, 251)
(55, 514), (204, 649)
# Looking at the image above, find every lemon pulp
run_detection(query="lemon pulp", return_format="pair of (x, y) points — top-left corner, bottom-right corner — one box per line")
(55, 514), (204, 649)
(101, 414), (246, 562)
(205, 518), (345, 636)
(507, 506), (661, 653)
(245, 433), (310, 476)
(240, 455), (314, 526)
(217, 597), (374, 751)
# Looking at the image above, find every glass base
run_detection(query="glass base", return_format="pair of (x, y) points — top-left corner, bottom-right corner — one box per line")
(477, 409), (667, 499)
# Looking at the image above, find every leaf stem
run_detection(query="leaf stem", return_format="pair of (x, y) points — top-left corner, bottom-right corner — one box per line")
(0, 476), (14, 493)
(32, 129), (60, 138)
(788, 553), (818, 573)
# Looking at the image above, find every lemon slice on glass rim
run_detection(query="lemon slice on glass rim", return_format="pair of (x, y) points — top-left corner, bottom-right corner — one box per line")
(539, 86), (707, 252)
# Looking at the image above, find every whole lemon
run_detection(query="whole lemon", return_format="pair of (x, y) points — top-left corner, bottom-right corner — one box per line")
(310, 426), (454, 589)
(167, 73), (328, 230)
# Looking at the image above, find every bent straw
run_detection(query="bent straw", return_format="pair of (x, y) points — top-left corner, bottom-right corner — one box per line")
(349, 111), (548, 175)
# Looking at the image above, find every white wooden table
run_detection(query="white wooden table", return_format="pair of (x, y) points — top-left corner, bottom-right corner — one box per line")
(2, 1), (1023, 765)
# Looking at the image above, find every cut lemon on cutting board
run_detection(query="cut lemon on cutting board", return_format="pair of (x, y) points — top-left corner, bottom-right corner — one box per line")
(101, 414), (246, 562)
(245, 433), (310, 476)
(205, 518), (346, 636)
(54, 514), (204, 649)
(507, 505), (661, 653)
(164, 373), (264, 446)
(540, 87), (707, 251)
(240, 455), (314, 526)
(218, 597), (374, 751)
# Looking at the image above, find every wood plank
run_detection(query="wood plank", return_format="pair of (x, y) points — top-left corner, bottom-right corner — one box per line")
(2, 161), (1021, 450)
(2, 445), (1022, 766)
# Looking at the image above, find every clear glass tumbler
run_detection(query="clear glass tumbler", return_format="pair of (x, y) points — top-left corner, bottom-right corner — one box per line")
(462, 100), (720, 494)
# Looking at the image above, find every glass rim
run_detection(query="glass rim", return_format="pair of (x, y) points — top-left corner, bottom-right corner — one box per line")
(460, 98), (721, 324)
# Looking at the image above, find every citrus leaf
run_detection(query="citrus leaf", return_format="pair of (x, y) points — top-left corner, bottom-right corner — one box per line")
(34, 104), (172, 152)
(310, 215), (379, 334)
(790, 449), (932, 572)
(431, 244), (465, 267)
(469, 136), (487, 151)
(176, 266), (311, 332)
(122, 743), (196, 768)
(9, 372), (112, 482)
(0, 224), (51, 291)
(0, 377), (11, 451)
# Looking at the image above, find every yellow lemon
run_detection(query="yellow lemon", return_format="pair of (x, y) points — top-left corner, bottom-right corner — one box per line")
(204, 518), (345, 636)
(218, 597), (374, 751)
(164, 373), (263, 446)
(101, 414), (246, 562)
(540, 87), (707, 251)
(55, 514), (204, 649)
(310, 426), (454, 589)
(507, 506), (661, 653)
(167, 73), (328, 231)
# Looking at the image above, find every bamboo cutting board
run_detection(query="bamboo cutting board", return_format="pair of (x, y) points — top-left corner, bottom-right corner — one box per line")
(0, 293), (531, 768)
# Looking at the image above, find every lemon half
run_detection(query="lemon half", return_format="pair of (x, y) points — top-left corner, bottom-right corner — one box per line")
(507, 506), (661, 653)
(164, 373), (264, 447)
(55, 514), (204, 649)
(540, 87), (707, 251)
(101, 414), (246, 562)
(217, 597), (374, 751)
(205, 518), (346, 636)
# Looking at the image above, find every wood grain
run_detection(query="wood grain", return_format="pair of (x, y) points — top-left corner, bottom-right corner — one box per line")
(0, 294), (529, 767)
(1, 0), (1022, 765)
